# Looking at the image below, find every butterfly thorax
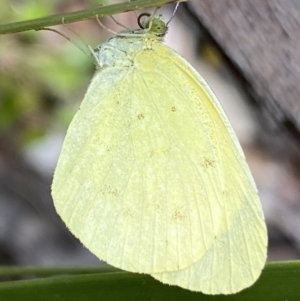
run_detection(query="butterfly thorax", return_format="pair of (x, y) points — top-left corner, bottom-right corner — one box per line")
(92, 14), (168, 68)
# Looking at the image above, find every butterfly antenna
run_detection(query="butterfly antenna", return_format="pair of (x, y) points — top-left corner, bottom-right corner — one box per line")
(167, 2), (180, 25)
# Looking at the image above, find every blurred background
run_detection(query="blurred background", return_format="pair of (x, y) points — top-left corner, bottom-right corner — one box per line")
(0, 0), (300, 269)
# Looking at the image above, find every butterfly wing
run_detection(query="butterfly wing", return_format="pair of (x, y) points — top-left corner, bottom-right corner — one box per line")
(52, 36), (267, 292)
(52, 36), (229, 274)
(148, 42), (267, 294)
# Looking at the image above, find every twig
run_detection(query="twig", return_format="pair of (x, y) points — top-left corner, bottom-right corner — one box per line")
(0, 0), (181, 35)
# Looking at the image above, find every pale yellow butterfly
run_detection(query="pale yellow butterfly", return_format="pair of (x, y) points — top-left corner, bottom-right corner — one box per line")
(52, 5), (267, 295)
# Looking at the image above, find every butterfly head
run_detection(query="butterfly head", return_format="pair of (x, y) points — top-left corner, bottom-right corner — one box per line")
(138, 13), (168, 37)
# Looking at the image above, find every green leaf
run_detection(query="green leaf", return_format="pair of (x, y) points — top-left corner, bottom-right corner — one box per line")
(0, 261), (299, 300)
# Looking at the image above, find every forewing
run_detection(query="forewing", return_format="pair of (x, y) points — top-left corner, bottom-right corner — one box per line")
(52, 42), (227, 273)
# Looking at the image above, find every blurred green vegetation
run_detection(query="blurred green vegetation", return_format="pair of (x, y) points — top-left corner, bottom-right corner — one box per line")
(1, 262), (300, 300)
(0, 0), (122, 149)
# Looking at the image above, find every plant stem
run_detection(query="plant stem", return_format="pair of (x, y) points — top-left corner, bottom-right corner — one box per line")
(0, 0), (180, 35)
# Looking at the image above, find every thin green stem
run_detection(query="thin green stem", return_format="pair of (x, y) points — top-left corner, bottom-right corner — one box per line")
(0, 0), (180, 35)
